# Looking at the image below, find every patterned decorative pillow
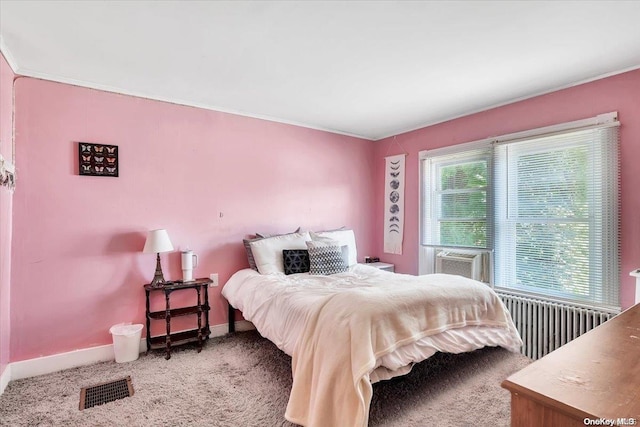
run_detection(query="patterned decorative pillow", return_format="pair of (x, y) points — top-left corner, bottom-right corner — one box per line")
(311, 229), (357, 266)
(306, 240), (348, 275)
(283, 249), (310, 275)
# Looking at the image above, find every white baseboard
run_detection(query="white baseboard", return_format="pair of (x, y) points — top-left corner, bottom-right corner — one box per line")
(0, 320), (256, 394)
(0, 364), (11, 395)
(10, 342), (117, 381)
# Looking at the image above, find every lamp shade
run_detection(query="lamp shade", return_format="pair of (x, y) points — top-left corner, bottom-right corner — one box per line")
(143, 229), (174, 254)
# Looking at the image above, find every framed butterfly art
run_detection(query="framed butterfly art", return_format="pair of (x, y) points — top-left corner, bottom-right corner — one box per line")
(78, 142), (119, 177)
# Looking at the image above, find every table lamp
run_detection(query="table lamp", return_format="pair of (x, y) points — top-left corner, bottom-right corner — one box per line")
(143, 229), (174, 287)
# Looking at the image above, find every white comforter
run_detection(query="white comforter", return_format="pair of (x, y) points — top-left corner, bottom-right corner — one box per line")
(222, 265), (522, 426)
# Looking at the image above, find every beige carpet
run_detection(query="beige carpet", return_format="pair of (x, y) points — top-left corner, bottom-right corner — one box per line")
(0, 331), (530, 426)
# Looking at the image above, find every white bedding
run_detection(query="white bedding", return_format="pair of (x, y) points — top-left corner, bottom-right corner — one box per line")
(222, 264), (522, 383)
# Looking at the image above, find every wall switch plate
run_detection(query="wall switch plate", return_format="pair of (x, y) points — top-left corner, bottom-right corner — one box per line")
(209, 273), (219, 287)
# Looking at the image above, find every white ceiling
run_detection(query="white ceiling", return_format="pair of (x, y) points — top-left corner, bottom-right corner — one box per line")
(1, 1), (639, 140)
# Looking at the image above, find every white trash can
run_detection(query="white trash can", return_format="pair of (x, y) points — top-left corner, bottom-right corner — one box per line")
(109, 323), (143, 363)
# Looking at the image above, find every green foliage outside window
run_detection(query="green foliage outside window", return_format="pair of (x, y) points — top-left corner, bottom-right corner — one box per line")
(439, 161), (487, 247)
(513, 147), (590, 296)
(424, 123), (618, 307)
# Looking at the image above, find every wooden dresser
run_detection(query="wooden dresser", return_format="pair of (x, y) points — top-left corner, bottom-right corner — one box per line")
(502, 303), (640, 426)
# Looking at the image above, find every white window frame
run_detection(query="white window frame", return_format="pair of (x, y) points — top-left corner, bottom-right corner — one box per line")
(419, 112), (620, 309)
(419, 140), (492, 275)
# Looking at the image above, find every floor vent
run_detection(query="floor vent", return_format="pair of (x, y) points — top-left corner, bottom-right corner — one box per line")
(79, 376), (134, 410)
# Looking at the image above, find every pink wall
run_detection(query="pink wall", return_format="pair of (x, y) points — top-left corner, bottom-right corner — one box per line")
(0, 53), (15, 377)
(10, 77), (375, 361)
(6, 64), (639, 364)
(373, 69), (640, 310)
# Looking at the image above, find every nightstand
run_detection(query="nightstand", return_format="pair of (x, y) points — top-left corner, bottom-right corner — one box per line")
(144, 278), (212, 360)
(361, 262), (395, 272)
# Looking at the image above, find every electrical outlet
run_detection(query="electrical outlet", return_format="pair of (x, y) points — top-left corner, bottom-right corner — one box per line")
(209, 273), (219, 287)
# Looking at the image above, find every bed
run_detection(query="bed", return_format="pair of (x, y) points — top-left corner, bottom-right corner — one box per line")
(223, 230), (522, 427)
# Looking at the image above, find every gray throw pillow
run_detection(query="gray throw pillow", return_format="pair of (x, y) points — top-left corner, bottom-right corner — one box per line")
(307, 241), (348, 275)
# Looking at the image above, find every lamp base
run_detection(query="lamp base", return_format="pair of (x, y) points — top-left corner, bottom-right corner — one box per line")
(149, 253), (167, 288)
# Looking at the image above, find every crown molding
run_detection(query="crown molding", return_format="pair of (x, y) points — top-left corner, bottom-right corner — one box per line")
(2, 62), (374, 141)
(0, 36), (19, 73)
(373, 64), (640, 141)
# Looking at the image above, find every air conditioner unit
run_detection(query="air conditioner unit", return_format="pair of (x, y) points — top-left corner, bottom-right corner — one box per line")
(435, 250), (482, 281)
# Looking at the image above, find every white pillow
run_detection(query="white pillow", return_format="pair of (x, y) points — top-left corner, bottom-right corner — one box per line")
(311, 229), (357, 266)
(250, 232), (311, 274)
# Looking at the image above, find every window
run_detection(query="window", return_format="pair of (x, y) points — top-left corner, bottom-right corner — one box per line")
(438, 160), (488, 247)
(421, 145), (491, 250)
(420, 113), (620, 309)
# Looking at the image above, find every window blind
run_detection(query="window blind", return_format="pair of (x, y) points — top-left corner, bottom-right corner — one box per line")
(493, 125), (620, 307)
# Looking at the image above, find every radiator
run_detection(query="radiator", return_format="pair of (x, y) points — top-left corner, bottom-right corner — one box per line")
(497, 292), (618, 360)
